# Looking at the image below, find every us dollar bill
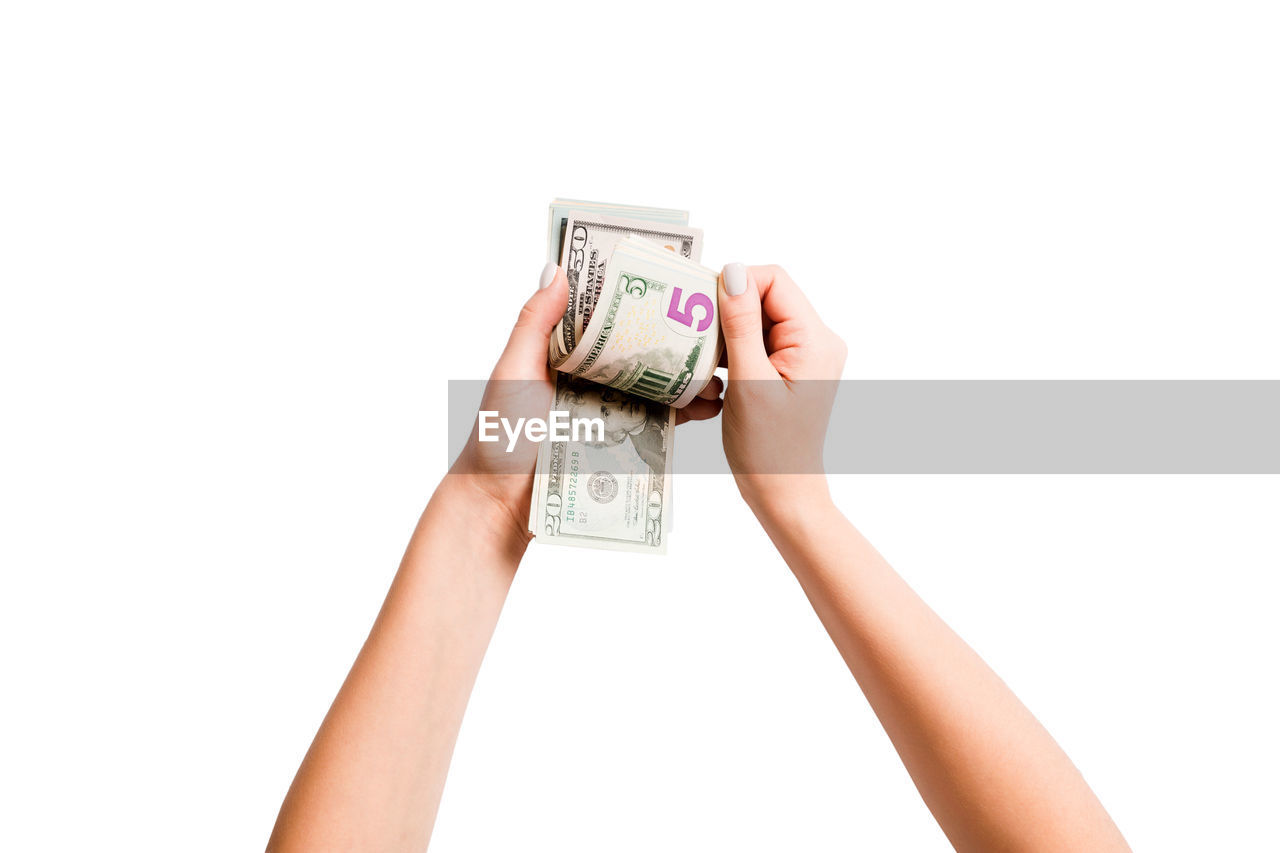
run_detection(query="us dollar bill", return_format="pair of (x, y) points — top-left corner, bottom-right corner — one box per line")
(553, 214), (703, 362)
(548, 208), (701, 363)
(532, 374), (676, 553)
(557, 236), (722, 408)
(530, 200), (720, 553)
(546, 198), (690, 264)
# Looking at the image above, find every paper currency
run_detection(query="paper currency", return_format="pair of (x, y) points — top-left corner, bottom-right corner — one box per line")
(550, 208), (701, 363)
(556, 236), (722, 409)
(546, 198), (689, 265)
(550, 208), (706, 366)
(530, 200), (722, 553)
(531, 375), (675, 552)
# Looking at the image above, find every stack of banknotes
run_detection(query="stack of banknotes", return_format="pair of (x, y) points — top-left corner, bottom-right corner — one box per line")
(529, 199), (722, 553)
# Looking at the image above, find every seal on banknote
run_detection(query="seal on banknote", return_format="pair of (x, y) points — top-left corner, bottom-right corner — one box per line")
(586, 470), (618, 504)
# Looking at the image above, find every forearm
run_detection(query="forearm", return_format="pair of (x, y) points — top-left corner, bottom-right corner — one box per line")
(756, 490), (1128, 852)
(268, 476), (527, 853)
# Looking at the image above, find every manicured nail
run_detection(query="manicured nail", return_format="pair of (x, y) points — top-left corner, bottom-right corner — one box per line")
(723, 262), (747, 296)
(538, 262), (559, 290)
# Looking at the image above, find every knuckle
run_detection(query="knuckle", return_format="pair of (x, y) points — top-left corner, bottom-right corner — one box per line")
(513, 300), (540, 330)
(719, 306), (759, 339)
(765, 264), (792, 283)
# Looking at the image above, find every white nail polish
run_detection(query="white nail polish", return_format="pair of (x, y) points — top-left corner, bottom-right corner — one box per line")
(538, 262), (559, 290)
(723, 262), (747, 296)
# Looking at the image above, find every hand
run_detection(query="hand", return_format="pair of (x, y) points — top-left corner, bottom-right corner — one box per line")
(451, 261), (724, 539)
(448, 262), (566, 539)
(716, 263), (847, 519)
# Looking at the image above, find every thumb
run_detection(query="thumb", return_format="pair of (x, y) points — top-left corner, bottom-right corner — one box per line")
(493, 262), (568, 380)
(718, 263), (776, 380)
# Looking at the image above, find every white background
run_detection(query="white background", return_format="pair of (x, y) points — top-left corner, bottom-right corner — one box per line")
(2, 1), (1277, 850)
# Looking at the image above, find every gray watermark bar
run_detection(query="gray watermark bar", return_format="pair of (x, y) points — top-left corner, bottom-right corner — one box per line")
(449, 380), (1280, 474)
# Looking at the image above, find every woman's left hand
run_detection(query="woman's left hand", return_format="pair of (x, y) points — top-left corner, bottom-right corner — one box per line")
(450, 261), (724, 540)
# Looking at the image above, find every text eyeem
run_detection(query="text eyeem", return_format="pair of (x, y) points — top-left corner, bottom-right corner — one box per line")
(478, 410), (604, 452)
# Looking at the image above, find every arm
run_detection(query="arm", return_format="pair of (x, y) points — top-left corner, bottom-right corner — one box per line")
(267, 261), (722, 851)
(716, 264), (1129, 852)
(265, 477), (526, 853)
(264, 262), (571, 852)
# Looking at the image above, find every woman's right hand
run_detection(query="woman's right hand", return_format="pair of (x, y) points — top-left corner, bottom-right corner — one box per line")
(716, 264), (847, 521)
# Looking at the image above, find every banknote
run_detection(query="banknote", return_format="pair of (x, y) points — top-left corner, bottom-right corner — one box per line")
(532, 374), (675, 553)
(557, 236), (722, 408)
(551, 212), (702, 363)
(529, 200), (721, 553)
(546, 198), (689, 265)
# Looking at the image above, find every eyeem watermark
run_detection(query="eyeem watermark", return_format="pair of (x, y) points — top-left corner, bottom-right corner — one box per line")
(478, 410), (605, 452)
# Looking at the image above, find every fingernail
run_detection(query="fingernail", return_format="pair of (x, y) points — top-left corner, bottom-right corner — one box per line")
(722, 262), (747, 296)
(538, 262), (559, 290)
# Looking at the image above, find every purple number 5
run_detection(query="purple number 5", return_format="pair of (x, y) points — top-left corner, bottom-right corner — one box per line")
(666, 287), (714, 332)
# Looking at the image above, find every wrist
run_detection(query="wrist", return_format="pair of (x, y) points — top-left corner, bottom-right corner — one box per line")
(742, 474), (838, 534)
(435, 473), (533, 556)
